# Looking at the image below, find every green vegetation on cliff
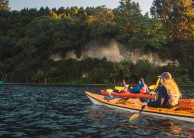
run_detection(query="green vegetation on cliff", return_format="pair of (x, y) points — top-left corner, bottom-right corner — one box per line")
(0, 0), (193, 85)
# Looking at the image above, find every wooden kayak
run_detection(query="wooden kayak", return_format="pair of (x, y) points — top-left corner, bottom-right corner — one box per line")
(86, 91), (194, 122)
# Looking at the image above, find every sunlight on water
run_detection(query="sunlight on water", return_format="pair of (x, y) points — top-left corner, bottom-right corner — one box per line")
(0, 84), (194, 137)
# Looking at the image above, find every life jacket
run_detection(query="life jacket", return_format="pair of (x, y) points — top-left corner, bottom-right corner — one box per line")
(166, 90), (179, 106)
(140, 83), (148, 93)
(140, 86), (147, 93)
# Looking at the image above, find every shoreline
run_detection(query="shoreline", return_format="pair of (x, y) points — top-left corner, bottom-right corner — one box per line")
(1, 83), (194, 87)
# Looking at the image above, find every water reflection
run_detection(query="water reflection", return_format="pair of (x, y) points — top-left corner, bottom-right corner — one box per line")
(128, 118), (194, 137)
(86, 104), (194, 137)
(0, 84), (194, 137)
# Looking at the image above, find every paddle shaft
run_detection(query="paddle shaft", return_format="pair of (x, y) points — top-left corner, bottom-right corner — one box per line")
(139, 105), (146, 113)
(129, 77), (161, 122)
(139, 77), (160, 113)
(139, 95), (151, 113)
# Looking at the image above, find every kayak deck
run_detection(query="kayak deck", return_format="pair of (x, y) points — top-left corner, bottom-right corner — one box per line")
(101, 90), (155, 99)
(86, 91), (194, 122)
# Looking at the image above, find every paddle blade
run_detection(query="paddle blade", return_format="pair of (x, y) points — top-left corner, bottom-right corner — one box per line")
(148, 85), (155, 90)
(107, 89), (113, 93)
(128, 113), (140, 122)
(115, 86), (124, 91)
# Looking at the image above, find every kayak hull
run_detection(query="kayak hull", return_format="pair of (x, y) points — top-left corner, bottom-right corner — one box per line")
(101, 90), (155, 99)
(86, 91), (194, 122)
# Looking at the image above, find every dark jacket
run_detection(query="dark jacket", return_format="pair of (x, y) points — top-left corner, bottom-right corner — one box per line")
(147, 86), (170, 108)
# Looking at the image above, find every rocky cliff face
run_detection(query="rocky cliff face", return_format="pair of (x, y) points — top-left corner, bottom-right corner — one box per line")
(50, 39), (179, 66)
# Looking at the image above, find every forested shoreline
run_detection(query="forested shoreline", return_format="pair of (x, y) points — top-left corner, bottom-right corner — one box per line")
(0, 0), (194, 85)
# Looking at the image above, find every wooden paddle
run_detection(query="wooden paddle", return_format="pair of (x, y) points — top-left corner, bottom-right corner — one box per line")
(128, 95), (151, 122)
(128, 77), (161, 122)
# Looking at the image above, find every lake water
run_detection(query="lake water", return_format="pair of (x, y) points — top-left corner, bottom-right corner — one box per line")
(0, 84), (194, 137)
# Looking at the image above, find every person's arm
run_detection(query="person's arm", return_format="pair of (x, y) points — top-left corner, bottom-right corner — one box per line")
(149, 91), (156, 95)
(147, 86), (166, 107)
(146, 85), (149, 93)
(131, 83), (142, 93)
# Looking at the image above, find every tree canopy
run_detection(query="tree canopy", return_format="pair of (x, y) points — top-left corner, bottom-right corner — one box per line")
(0, 0), (194, 85)
(151, 0), (194, 40)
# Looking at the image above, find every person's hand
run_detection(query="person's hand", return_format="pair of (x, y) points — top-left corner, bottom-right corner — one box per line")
(142, 102), (147, 106)
(149, 91), (156, 95)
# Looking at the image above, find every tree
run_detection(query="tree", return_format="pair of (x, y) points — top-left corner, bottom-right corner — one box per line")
(114, 0), (143, 43)
(150, 0), (194, 40)
(86, 6), (116, 39)
(127, 16), (167, 49)
(114, 0), (167, 49)
(117, 60), (132, 81)
(0, 0), (9, 11)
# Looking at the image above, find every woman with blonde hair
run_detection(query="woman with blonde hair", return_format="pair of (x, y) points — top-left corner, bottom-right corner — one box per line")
(143, 72), (182, 107)
(161, 72), (182, 106)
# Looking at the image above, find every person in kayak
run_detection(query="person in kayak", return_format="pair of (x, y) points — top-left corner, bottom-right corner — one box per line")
(143, 72), (182, 108)
(120, 79), (127, 87)
(115, 79), (128, 93)
(121, 79), (128, 92)
(130, 78), (149, 93)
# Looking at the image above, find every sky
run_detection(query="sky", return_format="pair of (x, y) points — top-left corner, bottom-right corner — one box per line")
(9, 0), (153, 15)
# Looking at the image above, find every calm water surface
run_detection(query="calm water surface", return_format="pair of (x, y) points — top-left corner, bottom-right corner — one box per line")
(0, 84), (194, 138)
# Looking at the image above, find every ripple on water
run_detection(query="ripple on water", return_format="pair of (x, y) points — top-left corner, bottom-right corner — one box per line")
(0, 85), (194, 137)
